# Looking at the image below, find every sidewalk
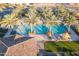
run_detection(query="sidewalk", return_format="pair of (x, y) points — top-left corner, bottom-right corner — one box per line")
(70, 28), (79, 41)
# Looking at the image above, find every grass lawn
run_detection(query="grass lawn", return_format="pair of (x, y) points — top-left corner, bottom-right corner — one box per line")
(44, 41), (79, 56)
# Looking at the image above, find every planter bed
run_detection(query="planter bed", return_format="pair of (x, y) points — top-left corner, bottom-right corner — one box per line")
(44, 41), (79, 56)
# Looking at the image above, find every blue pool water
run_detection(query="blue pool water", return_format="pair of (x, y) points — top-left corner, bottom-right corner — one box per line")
(15, 23), (68, 35)
(51, 24), (68, 34)
(33, 24), (49, 34)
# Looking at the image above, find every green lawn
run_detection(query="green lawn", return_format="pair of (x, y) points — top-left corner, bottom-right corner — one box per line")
(44, 41), (79, 55)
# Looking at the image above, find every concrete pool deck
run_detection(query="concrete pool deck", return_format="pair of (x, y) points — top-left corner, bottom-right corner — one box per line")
(70, 28), (79, 41)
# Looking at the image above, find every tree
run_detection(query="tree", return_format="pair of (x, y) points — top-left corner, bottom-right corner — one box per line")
(25, 4), (38, 34)
(66, 12), (77, 32)
(0, 4), (25, 35)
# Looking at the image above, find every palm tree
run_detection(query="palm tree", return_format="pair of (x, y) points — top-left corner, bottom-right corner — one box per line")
(66, 12), (77, 32)
(0, 4), (8, 12)
(0, 14), (24, 35)
(25, 4), (37, 34)
(0, 4), (25, 36)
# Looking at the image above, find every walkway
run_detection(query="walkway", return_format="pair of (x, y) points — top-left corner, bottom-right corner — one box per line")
(3, 29), (13, 38)
(37, 41), (57, 56)
(37, 41), (46, 56)
(70, 28), (79, 41)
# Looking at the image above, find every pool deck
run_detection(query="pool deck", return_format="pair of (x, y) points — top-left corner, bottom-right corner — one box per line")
(70, 28), (79, 41)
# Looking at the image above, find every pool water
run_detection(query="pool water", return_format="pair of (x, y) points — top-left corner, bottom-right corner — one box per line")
(33, 24), (49, 34)
(15, 24), (68, 35)
(51, 24), (68, 34)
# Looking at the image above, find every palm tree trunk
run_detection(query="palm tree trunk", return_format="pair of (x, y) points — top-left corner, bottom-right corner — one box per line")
(30, 23), (34, 34)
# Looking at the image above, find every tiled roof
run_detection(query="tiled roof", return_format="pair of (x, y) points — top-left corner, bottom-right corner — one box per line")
(0, 35), (39, 56)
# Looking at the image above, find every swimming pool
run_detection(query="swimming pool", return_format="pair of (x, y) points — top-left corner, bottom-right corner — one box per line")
(16, 24), (31, 35)
(33, 24), (49, 34)
(15, 23), (68, 35)
(50, 24), (68, 34)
